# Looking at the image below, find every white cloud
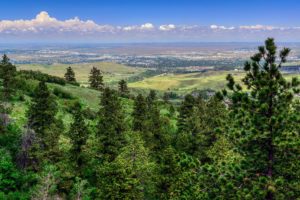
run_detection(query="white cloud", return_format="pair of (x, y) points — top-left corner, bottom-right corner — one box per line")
(210, 25), (235, 30)
(239, 25), (276, 30)
(0, 11), (115, 34)
(140, 23), (154, 30)
(0, 11), (300, 42)
(123, 23), (154, 31)
(159, 24), (176, 31)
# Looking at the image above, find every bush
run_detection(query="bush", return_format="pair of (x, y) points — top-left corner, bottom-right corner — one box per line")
(53, 87), (74, 99)
(18, 70), (66, 85)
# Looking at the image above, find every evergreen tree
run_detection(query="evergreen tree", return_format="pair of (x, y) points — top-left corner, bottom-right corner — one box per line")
(27, 81), (60, 167)
(177, 94), (195, 133)
(163, 92), (170, 103)
(98, 132), (155, 199)
(0, 54), (16, 100)
(97, 87), (126, 162)
(68, 102), (89, 175)
(118, 79), (129, 97)
(88, 67), (104, 90)
(219, 38), (300, 199)
(132, 94), (147, 132)
(27, 81), (57, 133)
(146, 90), (157, 106)
(64, 66), (76, 83)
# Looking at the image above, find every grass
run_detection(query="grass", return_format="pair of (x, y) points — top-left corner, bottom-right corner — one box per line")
(48, 84), (101, 110)
(18, 62), (144, 86)
(129, 71), (300, 93)
(129, 71), (245, 93)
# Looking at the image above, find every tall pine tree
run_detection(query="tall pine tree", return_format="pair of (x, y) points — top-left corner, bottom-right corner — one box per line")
(68, 102), (89, 175)
(97, 87), (126, 162)
(220, 38), (300, 199)
(132, 94), (147, 132)
(0, 54), (16, 100)
(88, 67), (104, 90)
(118, 79), (129, 97)
(64, 66), (76, 83)
(27, 81), (60, 167)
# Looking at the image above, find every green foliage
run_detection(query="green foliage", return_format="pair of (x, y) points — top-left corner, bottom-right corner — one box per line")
(0, 54), (17, 100)
(132, 94), (147, 132)
(53, 87), (74, 99)
(220, 38), (300, 199)
(97, 132), (155, 199)
(26, 81), (62, 168)
(30, 165), (60, 199)
(68, 102), (89, 175)
(118, 79), (129, 97)
(0, 148), (22, 193)
(177, 94), (195, 133)
(64, 66), (77, 84)
(18, 70), (66, 85)
(0, 39), (299, 199)
(89, 66), (104, 90)
(27, 81), (57, 133)
(97, 87), (126, 162)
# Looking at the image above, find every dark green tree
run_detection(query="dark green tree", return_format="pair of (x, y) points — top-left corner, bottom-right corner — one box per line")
(219, 38), (300, 199)
(68, 102), (89, 175)
(177, 94), (195, 133)
(97, 87), (126, 162)
(0, 54), (16, 100)
(26, 81), (60, 167)
(88, 67), (104, 90)
(146, 90), (157, 106)
(132, 94), (147, 132)
(118, 79), (129, 97)
(97, 132), (155, 199)
(64, 66), (76, 83)
(27, 81), (57, 133)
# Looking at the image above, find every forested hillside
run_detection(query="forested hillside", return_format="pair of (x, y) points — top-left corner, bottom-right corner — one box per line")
(0, 39), (299, 199)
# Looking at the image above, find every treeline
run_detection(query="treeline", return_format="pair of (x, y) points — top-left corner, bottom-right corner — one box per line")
(0, 38), (299, 199)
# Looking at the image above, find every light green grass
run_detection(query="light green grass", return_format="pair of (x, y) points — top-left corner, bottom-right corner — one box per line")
(18, 62), (144, 85)
(129, 71), (300, 93)
(129, 71), (244, 92)
(48, 84), (101, 110)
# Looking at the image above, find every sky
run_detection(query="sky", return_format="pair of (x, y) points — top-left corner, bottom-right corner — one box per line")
(0, 0), (300, 43)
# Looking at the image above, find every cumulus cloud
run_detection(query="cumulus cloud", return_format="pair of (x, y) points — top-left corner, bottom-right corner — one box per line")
(141, 23), (154, 30)
(159, 24), (176, 31)
(123, 23), (154, 31)
(210, 25), (235, 30)
(0, 11), (300, 42)
(0, 11), (114, 35)
(239, 25), (276, 30)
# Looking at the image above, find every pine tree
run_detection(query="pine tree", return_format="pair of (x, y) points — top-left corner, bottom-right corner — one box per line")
(98, 132), (155, 199)
(27, 81), (57, 133)
(118, 79), (129, 97)
(177, 94), (195, 133)
(27, 81), (60, 167)
(97, 87), (126, 162)
(132, 94), (147, 132)
(64, 66), (76, 83)
(88, 67), (104, 90)
(220, 38), (300, 199)
(0, 54), (16, 100)
(68, 102), (89, 175)
(146, 90), (157, 106)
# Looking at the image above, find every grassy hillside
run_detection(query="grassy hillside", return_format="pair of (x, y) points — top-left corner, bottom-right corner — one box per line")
(18, 62), (144, 86)
(128, 71), (244, 93)
(17, 62), (300, 95)
(129, 70), (300, 93)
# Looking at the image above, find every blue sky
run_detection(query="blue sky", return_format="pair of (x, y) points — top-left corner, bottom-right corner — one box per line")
(1, 0), (299, 26)
(0, 0), (300, 42)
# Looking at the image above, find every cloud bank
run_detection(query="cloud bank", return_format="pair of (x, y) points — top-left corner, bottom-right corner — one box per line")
(1, 11), (300, 42)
